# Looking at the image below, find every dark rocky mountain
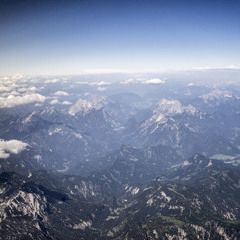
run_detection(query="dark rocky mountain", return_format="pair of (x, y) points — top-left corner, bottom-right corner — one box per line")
(1, 153), (240, 240)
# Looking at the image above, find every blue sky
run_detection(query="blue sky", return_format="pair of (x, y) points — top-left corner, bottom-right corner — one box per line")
(0, 0), (240, 75)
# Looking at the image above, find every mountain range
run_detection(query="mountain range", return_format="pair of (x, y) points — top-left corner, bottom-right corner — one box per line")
(0, 75), (240, 239)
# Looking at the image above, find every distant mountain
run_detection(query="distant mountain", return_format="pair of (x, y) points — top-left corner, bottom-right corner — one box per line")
(129, 98), (240, 159)
(0, 100), (123, 173)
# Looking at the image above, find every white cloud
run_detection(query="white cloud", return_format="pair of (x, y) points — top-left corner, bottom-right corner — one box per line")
(192, 65), (240, 71)
(9, 91), (21, 96)
(45, 78), (60, 84)
(97, 87), (106, 91)
(120, 78), (165, 85)
(0, 82), (17, 94)
(62, 101), (72, 105)
(11, 74), (24, 80)
(0, 93), (46, 108)
(0, 139), (28, 159)
(50, 99), (59, 105)
(0, 85), (11, 93)
(91, 81), (111, 86)
(120, 78), (141, 85)
(0, 76), (39, 98)
(97, 81), (111, 86)
(28, 86), (37, 92)
(54, 91), (69, 96)
(143, 78), (165, 85)
(187, 82), (195, 87)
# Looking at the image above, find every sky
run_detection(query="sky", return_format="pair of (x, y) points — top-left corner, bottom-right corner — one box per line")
(0, 0), (240, 75)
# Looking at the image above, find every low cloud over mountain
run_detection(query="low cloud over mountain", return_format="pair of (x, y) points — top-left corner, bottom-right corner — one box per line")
(0, 139), (28, 159)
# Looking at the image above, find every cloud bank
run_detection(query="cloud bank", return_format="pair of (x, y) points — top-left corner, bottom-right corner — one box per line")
(0, 93), (46, 108)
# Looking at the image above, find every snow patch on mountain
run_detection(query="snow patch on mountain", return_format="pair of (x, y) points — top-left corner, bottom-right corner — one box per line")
(22, 111), (37, 124)
(72, 220), (92, 230)
(160, 191), (171, 202)
(200, 89), (233, 102)
(48, 127), (63, 136)
(182, 160), (192, 166)
(155, 99), (197, 117)
(141, 99), (198, 132)
(0, 191), (47, 221)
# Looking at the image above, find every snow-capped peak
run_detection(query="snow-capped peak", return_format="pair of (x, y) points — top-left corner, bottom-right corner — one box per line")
(154, 99), (197, 118)
(139, 99), (198, 134)
(200, 89), (233, 103)
(68, 98), (104, 116)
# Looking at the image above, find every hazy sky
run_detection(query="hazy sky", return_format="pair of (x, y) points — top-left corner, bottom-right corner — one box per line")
(0, 0), (240, 75)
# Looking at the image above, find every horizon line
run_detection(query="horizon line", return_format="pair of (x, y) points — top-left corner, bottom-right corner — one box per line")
(1, 65), (240, 78)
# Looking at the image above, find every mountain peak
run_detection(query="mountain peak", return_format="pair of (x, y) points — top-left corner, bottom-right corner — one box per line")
(155, 99), (197, 117)
(68, 98), (104, 116)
